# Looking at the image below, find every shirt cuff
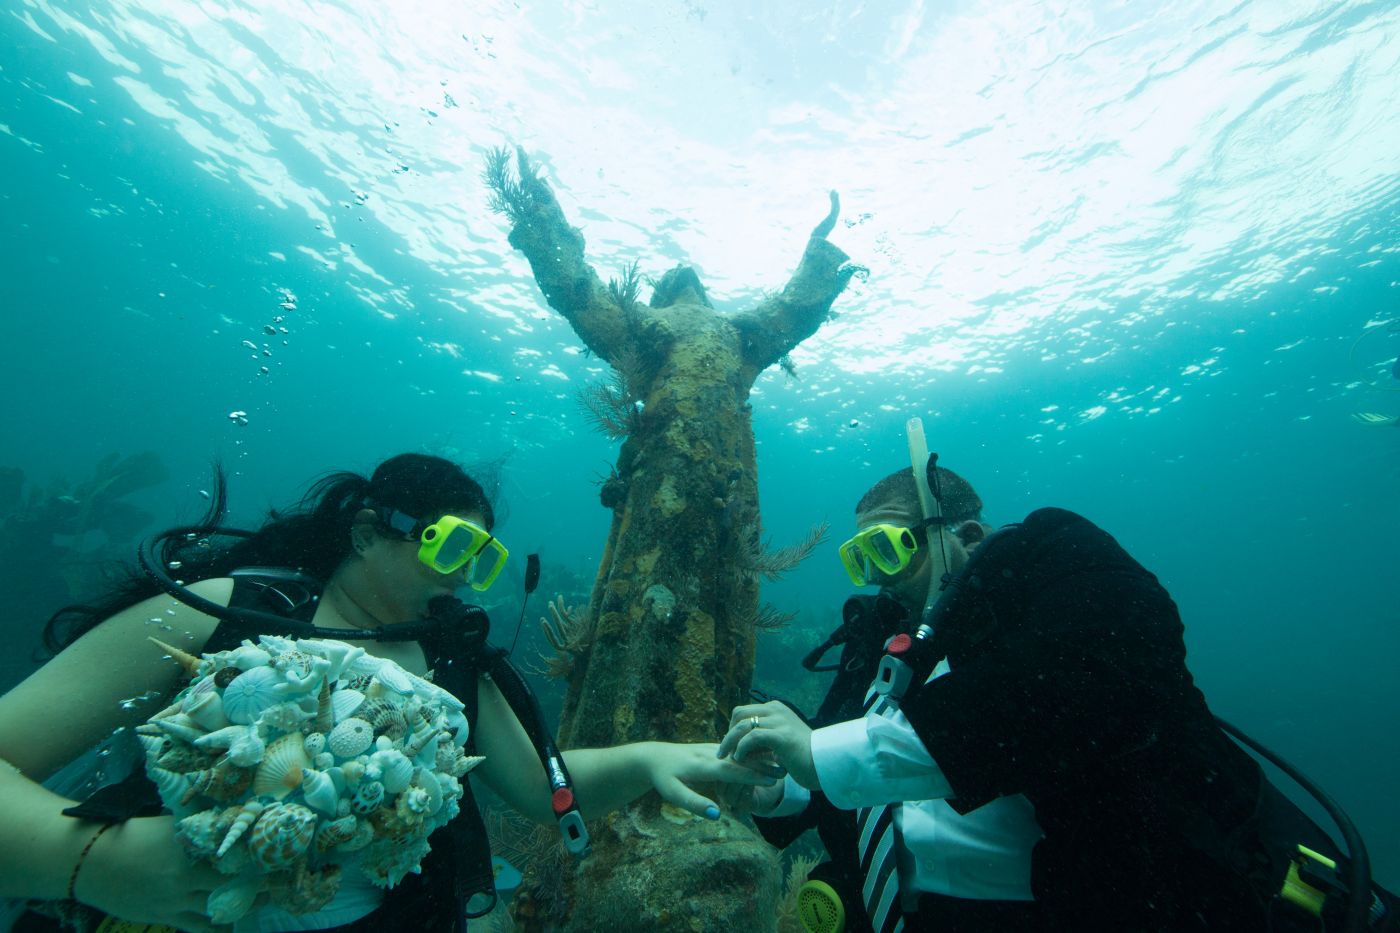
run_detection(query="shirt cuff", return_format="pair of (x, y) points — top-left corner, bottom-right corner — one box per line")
(811, 718), (872, 810)
(753, 775), (810, 818)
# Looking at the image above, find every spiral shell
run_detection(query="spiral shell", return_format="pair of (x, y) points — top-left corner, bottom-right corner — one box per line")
(314, 814), (359, 853)
(358, 699), (408, 740)
(328, 718), (374, 759)
(350, 779), (384, 815)
(301, 768), (340, 817)
(368, 749), (414, 795)
(217, 800), (265, 857)
(251, 733), (310, 800)
(181, 677), (229, 731)
(247, 801), (316, 870)
(222, 666), (286, 725)
(151, 712), (208, 744)
(315, 680), (335, 734)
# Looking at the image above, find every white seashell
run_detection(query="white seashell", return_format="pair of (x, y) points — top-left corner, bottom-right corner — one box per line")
(181, 678), (230, 731)
(458, 755), (485, 776)
(257, 701), (313, 732)
(152, 712), (208, 744)
(303, 732), (327, 756)
(217, 800), (265, 857)
(207, 873), (262, 924)
(330, 688), (365, 723)
(328, 718), (374, 759)
(372, 663), (415, 696)
(228, 643), (272, 670)
(339, 758), (366, 787)
(315, 681), (334, 734)
(314, 751), (334, 770)
(369, 749), (415, 795)
(227, 730), (266, 769)
(337, 799), (353, 818)
(409, 768), (443, 816)
(149, 766), (191, 807)
(222, 666), (287, 725)
(301, 768), (340, 817)
(252, 733), (310, 800)
(342, 817), (374, 852)
(194, 725), (246, 751)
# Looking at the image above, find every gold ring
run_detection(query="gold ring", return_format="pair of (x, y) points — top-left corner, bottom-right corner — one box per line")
(749, 717), (761, 730)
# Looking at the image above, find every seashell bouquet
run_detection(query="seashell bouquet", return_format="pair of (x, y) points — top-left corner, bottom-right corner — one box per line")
(137, 636), (484, 925)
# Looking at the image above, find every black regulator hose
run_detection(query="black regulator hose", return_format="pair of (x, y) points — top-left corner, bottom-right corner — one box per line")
(1215, 716), (1371, 933)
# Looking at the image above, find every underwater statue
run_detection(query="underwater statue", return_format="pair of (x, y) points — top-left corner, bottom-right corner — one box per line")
(485, 147), (855, 931)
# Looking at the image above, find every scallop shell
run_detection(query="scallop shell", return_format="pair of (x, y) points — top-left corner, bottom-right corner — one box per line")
(251, 733), (311, 800)
(222, 666), (286, 725)
(328, 718), (374, 759)
(301, 768), (340, 817)
(247, 801), (317, 871)
(371, 664), (414, 697)
(330, 688), (366, 724)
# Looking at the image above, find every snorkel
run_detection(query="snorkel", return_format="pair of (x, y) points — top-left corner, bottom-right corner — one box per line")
(905, 416), (953, 620)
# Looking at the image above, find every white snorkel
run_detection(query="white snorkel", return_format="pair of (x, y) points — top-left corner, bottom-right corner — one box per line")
(906, 416), (952, 620)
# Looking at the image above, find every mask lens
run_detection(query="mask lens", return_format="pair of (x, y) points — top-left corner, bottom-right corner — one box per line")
(466, 543), (505, 587)
(431, 523), (483, 573)
(868, 530), (901, 569)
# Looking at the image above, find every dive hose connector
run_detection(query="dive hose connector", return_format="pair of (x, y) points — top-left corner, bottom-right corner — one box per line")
(546, 754), (591, 858)
(874, 623), (939, 705)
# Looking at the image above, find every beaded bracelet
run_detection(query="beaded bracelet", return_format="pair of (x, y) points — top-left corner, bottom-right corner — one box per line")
(67, 823), (114, 902)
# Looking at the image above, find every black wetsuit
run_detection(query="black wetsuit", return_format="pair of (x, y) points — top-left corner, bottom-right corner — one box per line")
(899, 507), (1395, 932)
(752, 595), (1046, 933)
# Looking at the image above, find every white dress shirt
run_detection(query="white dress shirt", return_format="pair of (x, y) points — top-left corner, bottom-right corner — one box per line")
(761, 660), (1043, 904)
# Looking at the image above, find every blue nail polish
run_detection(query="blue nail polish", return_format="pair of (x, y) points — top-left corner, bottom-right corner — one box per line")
(704, 805), (720, 820)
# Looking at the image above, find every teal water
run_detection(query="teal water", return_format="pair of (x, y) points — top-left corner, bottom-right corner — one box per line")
(2, 0), (1398, 890)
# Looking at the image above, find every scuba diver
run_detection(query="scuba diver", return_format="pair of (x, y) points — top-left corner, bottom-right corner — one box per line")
(1349, 318), (1400, 426)
(726, 420), (1398, 933)
(748, 458), (1044, 933)
(0, 453), (768, 933)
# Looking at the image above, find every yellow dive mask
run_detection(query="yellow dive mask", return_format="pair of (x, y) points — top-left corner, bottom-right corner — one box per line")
(837, 522), (919, 586)
(379, 507), (509, 591)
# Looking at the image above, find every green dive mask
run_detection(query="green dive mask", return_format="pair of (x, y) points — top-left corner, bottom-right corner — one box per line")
(377, 506), (509, 591)
(837, 523), (919, 587)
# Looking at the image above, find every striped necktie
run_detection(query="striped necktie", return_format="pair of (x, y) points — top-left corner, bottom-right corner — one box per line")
(856, 688), (905, 933)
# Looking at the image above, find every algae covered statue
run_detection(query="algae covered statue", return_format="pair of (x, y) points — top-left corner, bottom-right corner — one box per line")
(485, 147), (857, 932)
